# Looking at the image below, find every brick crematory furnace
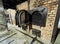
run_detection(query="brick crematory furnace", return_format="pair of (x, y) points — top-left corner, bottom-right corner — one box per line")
(16, 0), (59, 44)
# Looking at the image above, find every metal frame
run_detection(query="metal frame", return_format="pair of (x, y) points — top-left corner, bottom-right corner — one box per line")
(51, 0), (60, 44)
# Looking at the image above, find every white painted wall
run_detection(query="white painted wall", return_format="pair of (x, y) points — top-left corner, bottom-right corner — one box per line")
(58, 18), (60, 28)
(6, 9), (16, 25)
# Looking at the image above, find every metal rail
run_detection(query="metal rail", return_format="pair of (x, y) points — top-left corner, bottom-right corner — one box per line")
(16, 29), (44, 44)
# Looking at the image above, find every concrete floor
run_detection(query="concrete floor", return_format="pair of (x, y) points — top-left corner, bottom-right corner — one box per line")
(0, 24), (42, 44)
(0, 23), (60, 44)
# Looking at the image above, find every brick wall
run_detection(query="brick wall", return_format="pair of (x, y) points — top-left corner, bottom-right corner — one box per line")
(17, 0), (58, 43)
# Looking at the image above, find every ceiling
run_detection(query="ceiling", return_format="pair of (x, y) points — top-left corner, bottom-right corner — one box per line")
(2, 0), (27, 9)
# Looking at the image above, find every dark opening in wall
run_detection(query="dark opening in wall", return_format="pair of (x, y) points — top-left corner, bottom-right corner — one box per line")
(31, 7), (48, 27)
(2, 0), (27, 9)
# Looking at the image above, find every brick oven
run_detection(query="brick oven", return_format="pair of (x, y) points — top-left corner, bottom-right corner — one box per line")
(16, 0), (59, 44)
